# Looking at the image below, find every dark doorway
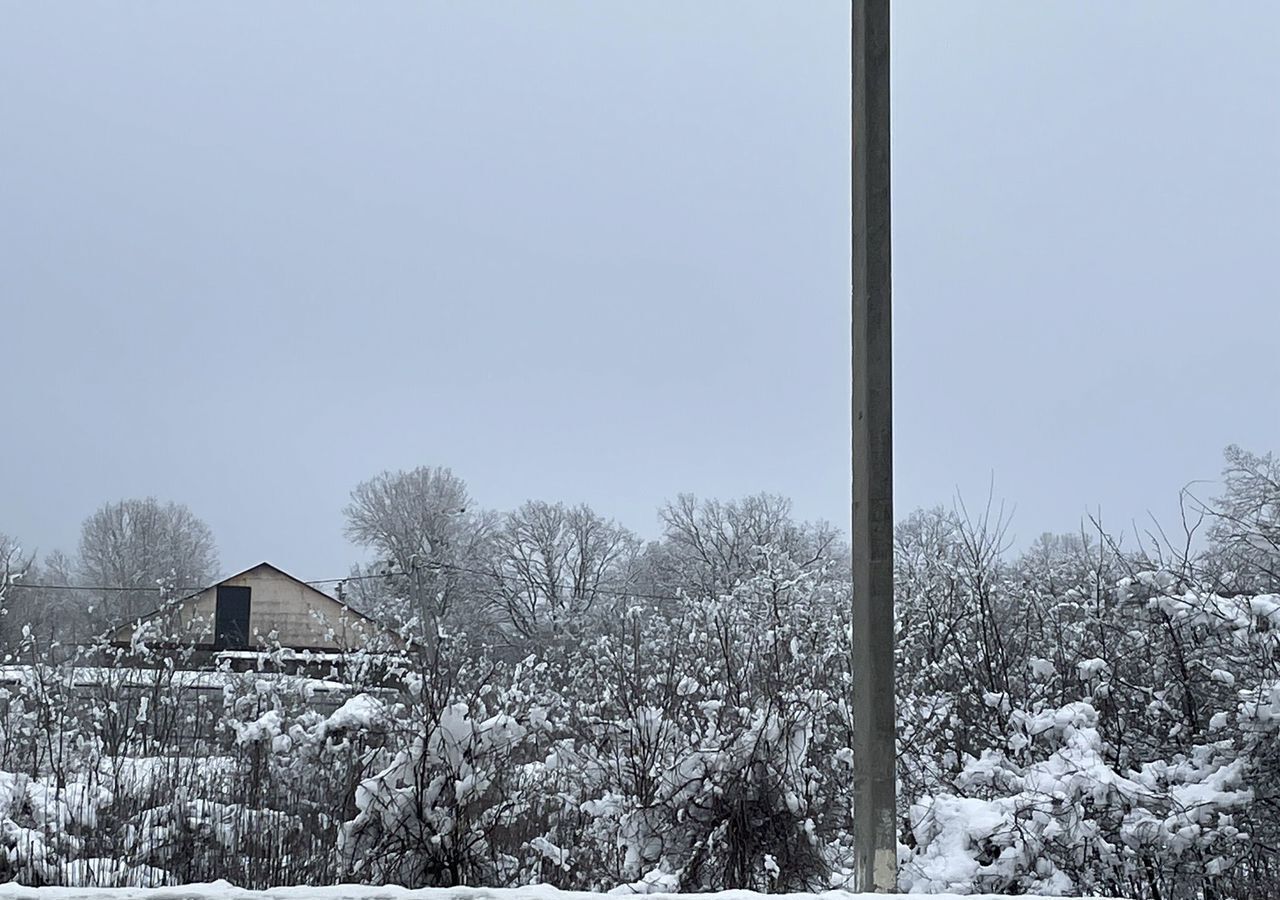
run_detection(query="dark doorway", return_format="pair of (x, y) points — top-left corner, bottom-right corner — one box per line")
(215, 585), (252, 649)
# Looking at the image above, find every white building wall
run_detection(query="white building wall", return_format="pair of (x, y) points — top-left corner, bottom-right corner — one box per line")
(113, 564), (383, 651)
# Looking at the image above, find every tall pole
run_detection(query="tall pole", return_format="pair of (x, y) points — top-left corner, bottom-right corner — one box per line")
(852, 0), (895, 892)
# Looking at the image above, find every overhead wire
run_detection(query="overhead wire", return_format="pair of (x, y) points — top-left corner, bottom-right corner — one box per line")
(4, 560), (697, 606)
(310, 562), (693, 606)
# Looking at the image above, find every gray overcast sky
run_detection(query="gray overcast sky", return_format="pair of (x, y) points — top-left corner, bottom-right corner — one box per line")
(2, 2), (1277, 580)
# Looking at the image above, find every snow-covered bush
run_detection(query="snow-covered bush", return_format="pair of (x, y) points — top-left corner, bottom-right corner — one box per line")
(6, 462), (1280, 898)
(893, 491), (1280, 899)
(542, 558), (855, 892)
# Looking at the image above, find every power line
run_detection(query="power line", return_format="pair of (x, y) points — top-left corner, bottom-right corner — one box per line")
(4, 561), (699, 607)
(311, 562), (693, 606)
(2, 559), (822, 610)
(4, 582), (203, 594)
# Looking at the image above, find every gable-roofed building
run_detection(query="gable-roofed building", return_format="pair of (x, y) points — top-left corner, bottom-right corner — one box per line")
(0, 564), (407, 749)
(111, 562), (401, 662)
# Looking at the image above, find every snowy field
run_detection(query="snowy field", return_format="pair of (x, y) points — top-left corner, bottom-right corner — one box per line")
(0, 885), (1101, 900)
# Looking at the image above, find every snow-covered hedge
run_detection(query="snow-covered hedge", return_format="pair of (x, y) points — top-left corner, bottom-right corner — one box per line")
(1, 520), (1279, 898)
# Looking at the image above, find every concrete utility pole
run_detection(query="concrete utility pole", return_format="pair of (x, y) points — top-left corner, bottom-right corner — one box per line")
(851, 0), (895, 892)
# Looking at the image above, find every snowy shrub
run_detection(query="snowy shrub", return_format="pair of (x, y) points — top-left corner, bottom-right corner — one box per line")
(338, 649), (551, 886)
(894, 498), (1280, 899)
(6, 465), (1280, 898)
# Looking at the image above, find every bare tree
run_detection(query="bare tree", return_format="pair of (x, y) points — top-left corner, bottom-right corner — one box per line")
(1203, 445), (1280, 592)
(651, 493), (843, 601)
(343, 467), (495, 637)
(487, 500), (641, 639)
(0, 544), (96, 651)
(0, 533), (31, 590)
(77, 498), (219, 628)
(0, 533), (34, 648)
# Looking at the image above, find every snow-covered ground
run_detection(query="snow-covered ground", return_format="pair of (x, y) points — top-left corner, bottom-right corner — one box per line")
(0, 885), (1103, 900)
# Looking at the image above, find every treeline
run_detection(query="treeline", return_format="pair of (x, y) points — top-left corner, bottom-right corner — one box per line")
(0, 445), (1277, 897)
(336, 468), (845, 651)
(0, 498), (219, 646)
(0, 470), (844, 651)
